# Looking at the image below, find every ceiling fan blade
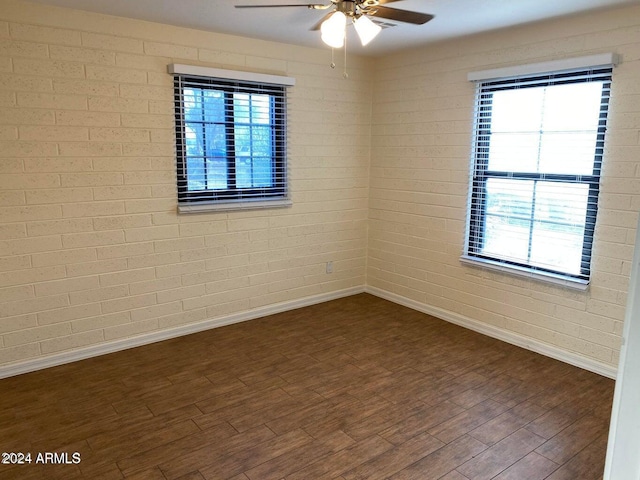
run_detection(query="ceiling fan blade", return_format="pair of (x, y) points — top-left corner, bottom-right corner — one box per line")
(310, 11), (334, 30)
(367, 0), (401, 4)
(235, 3), (326, 8)
(367, 5), (434, 25)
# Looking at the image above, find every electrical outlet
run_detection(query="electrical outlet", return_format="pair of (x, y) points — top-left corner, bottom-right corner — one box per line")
(326, 261), (333, 274)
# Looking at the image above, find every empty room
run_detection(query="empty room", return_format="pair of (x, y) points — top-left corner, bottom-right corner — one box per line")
(1, 0), (639, 478)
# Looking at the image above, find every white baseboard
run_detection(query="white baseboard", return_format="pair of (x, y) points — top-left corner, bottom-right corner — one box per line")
(1, 284), (618, 380)
(366, 286), (618, 380)
(0, 286), (365, 380)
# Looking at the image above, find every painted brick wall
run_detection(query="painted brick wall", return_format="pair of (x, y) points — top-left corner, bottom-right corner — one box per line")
(368, 5), (640, 370)
(0, 0), (372, 367)
(2, 0), (639, 374)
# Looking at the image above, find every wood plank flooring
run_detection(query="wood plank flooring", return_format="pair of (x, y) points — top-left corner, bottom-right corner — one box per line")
(0, 293), (615, 479)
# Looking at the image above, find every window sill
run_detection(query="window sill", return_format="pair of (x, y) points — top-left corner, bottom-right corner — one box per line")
(178, 198), (292, 214)
(460, 255), (589, 291)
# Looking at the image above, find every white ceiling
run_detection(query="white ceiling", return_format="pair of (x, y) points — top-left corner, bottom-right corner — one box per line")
(26, 0), (639, 56)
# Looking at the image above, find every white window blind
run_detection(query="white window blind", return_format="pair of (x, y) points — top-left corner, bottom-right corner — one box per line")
(463, 65), (613, 286)
(170, 65), (294, 212)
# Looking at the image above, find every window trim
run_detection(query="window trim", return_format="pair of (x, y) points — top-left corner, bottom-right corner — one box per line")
(169, 64), (295, 87)
(462, 56), (617, 288)
(459, 255), (590, 291)
(467, 53), (619, 82)
(169, 64), (295, 213)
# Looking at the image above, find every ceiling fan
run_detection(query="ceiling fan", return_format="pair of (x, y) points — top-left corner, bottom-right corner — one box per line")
(235, 0), (434, 48)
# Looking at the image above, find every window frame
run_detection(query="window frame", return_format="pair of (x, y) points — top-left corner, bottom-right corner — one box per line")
(462, 59), (615, 289)
(169, 64), (294, 213)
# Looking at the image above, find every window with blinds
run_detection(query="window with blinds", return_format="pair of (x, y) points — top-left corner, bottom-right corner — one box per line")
(171, 66), (293, 212)
(464, 66), (612, 286)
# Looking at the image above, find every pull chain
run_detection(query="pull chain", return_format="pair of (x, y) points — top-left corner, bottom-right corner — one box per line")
(328, 38), (348, 79)
(343, 37), (348, 79)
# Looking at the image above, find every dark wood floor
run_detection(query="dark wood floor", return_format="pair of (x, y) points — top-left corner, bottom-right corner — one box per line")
(0, 293), (614, 480)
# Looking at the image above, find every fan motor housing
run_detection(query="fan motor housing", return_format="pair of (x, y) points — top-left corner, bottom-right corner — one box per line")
(336, 0), (357, 16)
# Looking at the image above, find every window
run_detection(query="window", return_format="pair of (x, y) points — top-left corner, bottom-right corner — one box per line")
(464, 58), (615, 287)
(170, 65), (294, 212)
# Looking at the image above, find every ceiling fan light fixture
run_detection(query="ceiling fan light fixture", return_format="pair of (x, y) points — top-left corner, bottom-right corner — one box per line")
(354, 14), (381, 46)
(320, 11), (346, 48)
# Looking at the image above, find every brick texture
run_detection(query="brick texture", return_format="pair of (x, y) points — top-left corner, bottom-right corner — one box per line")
(0, 0), (370, 366)
(368, 5), (640, 368)
(0, 0), (638, 371)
